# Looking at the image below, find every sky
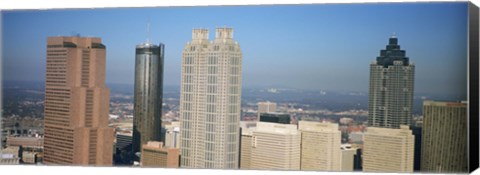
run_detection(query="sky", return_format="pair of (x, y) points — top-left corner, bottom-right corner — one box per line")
(1, 2), (469, 97)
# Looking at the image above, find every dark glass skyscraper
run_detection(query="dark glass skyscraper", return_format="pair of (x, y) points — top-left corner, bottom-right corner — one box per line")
(368, 35), (415, 128)
(132, 43), (165, 155)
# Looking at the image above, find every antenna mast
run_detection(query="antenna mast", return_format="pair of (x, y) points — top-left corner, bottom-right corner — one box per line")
(146, 18), (151, 44)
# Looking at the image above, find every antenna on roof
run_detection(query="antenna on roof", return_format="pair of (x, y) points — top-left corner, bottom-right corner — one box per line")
(146, 17), (151, 44)
(391, 32), (397, 38)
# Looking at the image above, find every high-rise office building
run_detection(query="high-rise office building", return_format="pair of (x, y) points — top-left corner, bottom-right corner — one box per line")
(257, 101), (277, 118)
(363, 125), (414, 173)
(368, 35), (415, 128)
(164, 122), (180, 149)
(132, 42), (165, 154)
(141, 141), (179, 168)
(299, 121), (341, 171)
(250, 122), (300, 170)
(43, 36), (113, 165)
(421, 101), (468, 173)
(180, 27), (242, 169)
(239, 127), (254, 169)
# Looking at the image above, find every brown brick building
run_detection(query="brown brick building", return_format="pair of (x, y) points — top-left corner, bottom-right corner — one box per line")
(141, 141), (179, 168)
(43, 36), (114, 165)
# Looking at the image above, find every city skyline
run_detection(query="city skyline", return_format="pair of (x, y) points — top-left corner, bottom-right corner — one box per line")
(2, 2), (468, 98)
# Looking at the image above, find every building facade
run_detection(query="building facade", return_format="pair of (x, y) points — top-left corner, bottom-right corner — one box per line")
(368, 35), (415, 129)
(259, 113), (291, 124)
(299, 121), (341, 171)
(257, 101), (277, 118)
(43, 36), (113, 165)
(180, 27), (242, 169)
(250, 122), (301, 170)
(141, 141), (179, 168)
(421, 101), (468, 173)
(363, 126), (414, 173)
(340, 144), (357, 172)
(6, 136), (43, 149)
(132, 42), (165, 154)
(239, 126), (255, 169)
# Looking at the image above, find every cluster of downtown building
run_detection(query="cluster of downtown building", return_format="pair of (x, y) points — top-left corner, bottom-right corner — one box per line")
(0, 28), (469, 173)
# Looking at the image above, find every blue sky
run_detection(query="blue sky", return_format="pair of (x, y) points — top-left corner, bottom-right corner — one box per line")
(1, 2), (468, 97)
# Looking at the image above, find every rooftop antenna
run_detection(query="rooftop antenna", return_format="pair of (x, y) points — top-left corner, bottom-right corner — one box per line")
(391, 32), (397, 38)
(146, 18), (151, 44)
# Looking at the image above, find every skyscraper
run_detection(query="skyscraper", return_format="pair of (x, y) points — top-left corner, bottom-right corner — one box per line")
(43, 36), (113, 165)
(421, 101), (468, 173)
(180, 27), (242, 169)
(368, 35), (415, 128)
(362, 125), (414, 173)
(132, 42), (165, 154)
(299, 121), (341, 171)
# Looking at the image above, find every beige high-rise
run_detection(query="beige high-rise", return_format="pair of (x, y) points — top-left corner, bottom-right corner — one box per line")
(43, 36), (114, 165)
(340, 144), (357, 172)
(299, 121), (341, 171)
(363, 125), (414, 173)
(250, 122), (301, 170)
(239, 126), (255, 169)
(180, 27), (242, 169)
(421, 101), (468, 173)
(257, 101), (277, 118)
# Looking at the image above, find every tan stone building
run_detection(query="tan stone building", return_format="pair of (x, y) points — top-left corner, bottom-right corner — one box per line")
(340, 144), (357, 172)
(22, 151), (37, 164)
(163, 122), (180, 149)
(299, 121), (341, 171)
(6, 136), (43, 149)
(180, 27), (242, 168)
(363, 125), (414, 173)
(239, 126), (254, 169)
(250, 122), (300, 170)
(421, 101), (468, 173)
(141, 141), (179, 168)
(257, 101), (277, 118)
(43, 36), (114, 165)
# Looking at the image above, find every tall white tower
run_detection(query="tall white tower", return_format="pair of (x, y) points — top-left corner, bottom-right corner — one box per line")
(180, 27), (242, 169)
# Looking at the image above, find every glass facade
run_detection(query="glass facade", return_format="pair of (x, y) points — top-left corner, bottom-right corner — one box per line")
(132, 43), (165, 155)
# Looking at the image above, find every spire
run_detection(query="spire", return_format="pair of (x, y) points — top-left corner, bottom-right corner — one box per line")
(146, 18), (151, 44)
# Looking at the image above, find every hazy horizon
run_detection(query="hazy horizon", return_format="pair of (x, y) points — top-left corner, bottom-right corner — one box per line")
(2, 2), (468, 98)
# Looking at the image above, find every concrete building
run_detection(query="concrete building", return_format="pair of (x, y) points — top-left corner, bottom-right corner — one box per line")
(239, 126), (255, 169)
(164, 122), (180, 149)
(340, 144), (357, 171)
(132, 42), (165, 154)
(257, 101), (277, 118)
(348, 131), (364, 144)
(250, 122), (300, 170)
(43, 36), (114, 165)
(180, 27), (242, 169)
(259, 113), (291, 124)
(299, 121), (341, 171)
(140, 141), (179, 168)
(0, 153), (20, 165)
(363, 125), (414, 173)
(368, 35), (415, 129)
(22, 151), (37, 164)
(6, 136), (43, 149)
(421, 101), (468, 173)
(115, 132), (133, 152)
